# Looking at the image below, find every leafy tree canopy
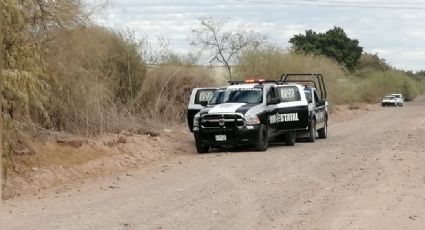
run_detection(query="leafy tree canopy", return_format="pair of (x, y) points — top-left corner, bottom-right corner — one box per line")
(289, 27), (363, 70)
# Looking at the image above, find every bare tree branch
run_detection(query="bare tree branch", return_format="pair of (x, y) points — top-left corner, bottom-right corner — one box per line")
(191, 17), (266, 80)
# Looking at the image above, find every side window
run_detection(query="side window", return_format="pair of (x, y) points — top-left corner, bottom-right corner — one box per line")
(304, 89), (312, 103)
(195, 89), (215, 105)
(266, 87), (276, 103)
(277, 86), (301, 102)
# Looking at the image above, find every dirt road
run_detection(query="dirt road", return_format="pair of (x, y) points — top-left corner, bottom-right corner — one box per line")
(2, 97), (425, 230)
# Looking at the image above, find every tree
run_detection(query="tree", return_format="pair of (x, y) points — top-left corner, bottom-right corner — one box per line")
(289, 27), (363, 70)
(357, 53), (391, 72)
(191, 17), (266, 79)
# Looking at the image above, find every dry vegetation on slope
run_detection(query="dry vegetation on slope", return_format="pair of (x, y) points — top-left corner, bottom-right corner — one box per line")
(0, 0), (217, 198)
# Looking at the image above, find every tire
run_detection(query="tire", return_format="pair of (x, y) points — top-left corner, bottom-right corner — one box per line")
(255, 124), (269, 151)
(194, 134), (209, 154)
(318, 119), (327, 139)
(307, 119), (316, 143)
(284, 132), (296, 146)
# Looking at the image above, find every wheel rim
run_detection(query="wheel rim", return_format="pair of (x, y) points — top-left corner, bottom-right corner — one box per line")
(324, 121), (327, 136)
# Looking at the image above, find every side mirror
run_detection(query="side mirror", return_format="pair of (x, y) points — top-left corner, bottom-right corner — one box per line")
(317, 99), (326, 106)
(307, 98), (313, 104)
(200, 101), (208, 106)
(267, 97), (281, 105)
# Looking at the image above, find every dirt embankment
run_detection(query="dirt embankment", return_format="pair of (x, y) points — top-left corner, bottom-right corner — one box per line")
(3, 127), (193, 199)
(2, 103), (376, 199)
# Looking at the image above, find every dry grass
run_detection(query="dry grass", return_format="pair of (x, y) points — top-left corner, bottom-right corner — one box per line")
(236, 46), (423, 105)
(136, 64), (217, 124)
(236, 46), (346, 105)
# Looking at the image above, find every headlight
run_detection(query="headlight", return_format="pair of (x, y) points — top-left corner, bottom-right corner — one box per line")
(245, 115), (260, 125)
(193, 116), (200, 127)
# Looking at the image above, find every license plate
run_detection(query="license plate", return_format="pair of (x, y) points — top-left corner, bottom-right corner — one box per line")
(215, 135), (227, 142)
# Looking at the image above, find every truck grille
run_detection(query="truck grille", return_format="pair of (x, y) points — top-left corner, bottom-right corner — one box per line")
(201, 114), (245, 129)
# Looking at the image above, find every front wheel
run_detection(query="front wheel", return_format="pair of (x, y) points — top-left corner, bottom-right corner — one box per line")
(318, 119), (327, 139)
(255, 124), (269, 151)
(307, 120), (316, 143)
(284, 132), (296, 146)
(195, 134), (209, 154)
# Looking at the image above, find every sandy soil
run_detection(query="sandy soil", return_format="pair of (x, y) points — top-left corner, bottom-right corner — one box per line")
(1, 97), (425, 230)
(2, 128), (194, 199)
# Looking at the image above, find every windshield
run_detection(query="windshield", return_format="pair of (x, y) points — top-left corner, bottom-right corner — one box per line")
(209, 88), (263, 104)
(384, 96), (395, 100)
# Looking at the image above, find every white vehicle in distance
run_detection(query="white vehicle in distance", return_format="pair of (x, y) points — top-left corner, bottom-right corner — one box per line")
(381, 95), (398, 107)
(390, 93), (404, 106)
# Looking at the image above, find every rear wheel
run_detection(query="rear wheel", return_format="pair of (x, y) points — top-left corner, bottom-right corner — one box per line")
(318, 119), (327, 139)
(194, 134), (209, 153)
(307, 120), (316, 143)
(284, 132), (296, 146)
(255, 124), (269, 151)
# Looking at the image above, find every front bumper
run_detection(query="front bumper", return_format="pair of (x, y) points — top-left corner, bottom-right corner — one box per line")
(194, 125), (260, 147)
(382, 102), (397, 106)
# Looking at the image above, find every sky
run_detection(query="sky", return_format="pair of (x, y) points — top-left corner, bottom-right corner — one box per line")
(93, 0), (425, 71)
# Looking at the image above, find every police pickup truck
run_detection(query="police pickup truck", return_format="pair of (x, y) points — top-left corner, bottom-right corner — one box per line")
(280, 73), (329, 142)
(187, 79), (311, 153)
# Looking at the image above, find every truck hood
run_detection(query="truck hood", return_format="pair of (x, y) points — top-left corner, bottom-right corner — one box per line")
(200, 103), (261, 115)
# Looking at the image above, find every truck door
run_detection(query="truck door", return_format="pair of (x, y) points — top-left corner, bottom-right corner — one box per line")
(312, 89), (327, 129)
(187, 88), (217, 132)
(272, 85), (309, 134)
(265, 86), (279, 136)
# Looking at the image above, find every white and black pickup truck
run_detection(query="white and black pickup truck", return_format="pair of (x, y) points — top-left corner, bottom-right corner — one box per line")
(280, 73), (329, 142)
(187, 79), (314, 153)
(391, 93), (404, 106)
(381, 95), (399, 107)
(187, 87), (217, 132)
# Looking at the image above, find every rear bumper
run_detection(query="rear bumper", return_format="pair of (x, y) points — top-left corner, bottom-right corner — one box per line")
(194, 125), (260, 147)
